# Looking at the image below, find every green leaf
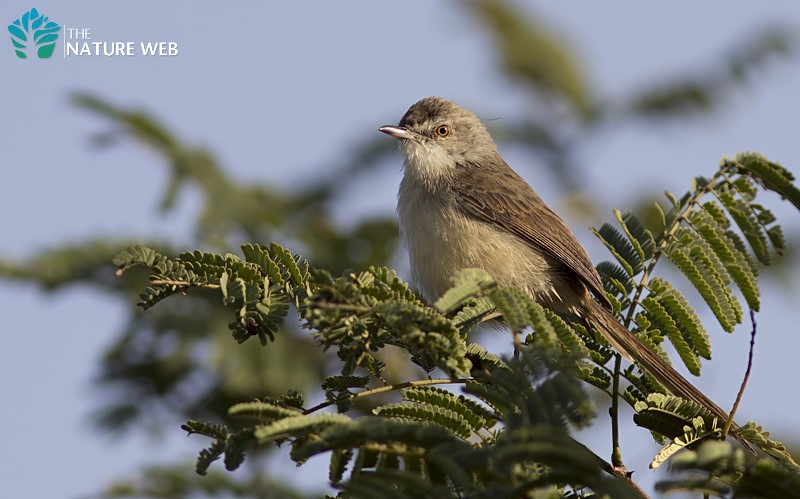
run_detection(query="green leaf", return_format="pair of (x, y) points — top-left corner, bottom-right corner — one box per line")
(450, 297), (496, 330)
(641, 295), (701, 375)
(434, 268), (495, 314)
(254, 413), (351, 444)
(541, 308), (588, 357)
(616, 208), (656, 261)
(374, 402), (474, 439)
(648, 278), (711, 360)
(766, 225), (786, 256)
(718, 189), (771, 265)
(305, 267), (470, 376)
(241, 243), (285, 288)
(596, 260), (635, 297)
(228, 401), (302, 422)
(195, 439), (226, 476)
(113, 245), (170, 272)
(291, 418), (462, 463)
(329, 448), (353, 484)
(688, 209), (761, 310)
(734, 152), (800, 211)
(701, 201), (730, 227)
(489, 287), (532, 334)
(269, 242), (310, 291)
(322, 375), (371, 391)
(578, 363), (612, 391)
(402, 386), (496, 431)
(736, 422), (800, 472)
(666, 239), (740, 332)
(342, 469), (451, 498)
(649, 416), (720, 469)
(657, 438), (800, 497)
(592, 223), (644, 276)
(633, 393), (717, 441)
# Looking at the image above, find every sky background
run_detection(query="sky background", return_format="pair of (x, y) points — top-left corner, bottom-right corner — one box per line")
(2, 1), (799, 497)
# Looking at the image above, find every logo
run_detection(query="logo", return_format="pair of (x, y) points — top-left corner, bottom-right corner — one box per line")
(8, 8), (60, 59)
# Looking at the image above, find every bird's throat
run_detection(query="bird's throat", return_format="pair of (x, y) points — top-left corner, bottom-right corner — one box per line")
(401, 141), (457, 189)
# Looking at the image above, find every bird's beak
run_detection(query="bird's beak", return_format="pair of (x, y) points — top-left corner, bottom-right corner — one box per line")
(379, 125), (417, 141)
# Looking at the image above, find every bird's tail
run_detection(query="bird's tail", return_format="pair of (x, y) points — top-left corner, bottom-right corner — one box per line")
(585, 299), (734, 428)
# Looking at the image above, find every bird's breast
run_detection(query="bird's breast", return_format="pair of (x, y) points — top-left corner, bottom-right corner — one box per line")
(397, 177), (567, 308)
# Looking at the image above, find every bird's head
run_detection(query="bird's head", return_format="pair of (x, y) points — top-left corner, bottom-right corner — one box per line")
(380, 97), (498, 184)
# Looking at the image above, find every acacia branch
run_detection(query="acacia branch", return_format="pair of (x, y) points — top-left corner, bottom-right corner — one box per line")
(302, 378), (471, 415)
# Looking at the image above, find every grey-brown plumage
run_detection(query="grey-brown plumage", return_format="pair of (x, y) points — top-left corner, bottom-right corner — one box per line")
(380, 96), (732, 426)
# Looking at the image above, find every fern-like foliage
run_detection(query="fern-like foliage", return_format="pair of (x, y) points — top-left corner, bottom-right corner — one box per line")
(118, 248), (646, 496)
(588, 153), (799, 446)
(190, 345), (641, 497)
(656, 440), (800, 498)
(115, 151), (800, 496)
(114, 243), (308, 346)
(305, 266), (471, 377)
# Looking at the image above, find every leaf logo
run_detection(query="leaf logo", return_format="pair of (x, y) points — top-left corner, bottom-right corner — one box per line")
(8, 8), (60, 59)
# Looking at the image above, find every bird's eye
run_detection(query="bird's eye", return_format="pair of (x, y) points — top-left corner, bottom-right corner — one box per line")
(435, 125), (450, 137)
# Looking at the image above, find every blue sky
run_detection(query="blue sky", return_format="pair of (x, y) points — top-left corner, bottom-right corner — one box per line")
(2, 1), (799, 497)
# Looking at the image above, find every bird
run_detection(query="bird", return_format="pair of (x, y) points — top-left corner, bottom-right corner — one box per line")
(379, 96), (733, 429)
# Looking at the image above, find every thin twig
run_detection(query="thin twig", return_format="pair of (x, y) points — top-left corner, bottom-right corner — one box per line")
(723, 309), (757, 438)
(150, 278), (220, 289)
(302, 377), (470, 415)
(610, 353), (624, 469)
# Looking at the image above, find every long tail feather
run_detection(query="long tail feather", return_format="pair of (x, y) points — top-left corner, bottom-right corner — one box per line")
(585, 299), (739, 432)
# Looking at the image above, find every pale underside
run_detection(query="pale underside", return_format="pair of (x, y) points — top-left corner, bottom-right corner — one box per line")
(398, 174), (587, 316)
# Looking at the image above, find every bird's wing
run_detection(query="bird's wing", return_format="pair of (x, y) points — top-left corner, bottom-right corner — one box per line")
(452, 162), (609, 306)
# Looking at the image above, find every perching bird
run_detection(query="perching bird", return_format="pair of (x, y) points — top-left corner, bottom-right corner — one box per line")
(379, 96), (732, 427)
